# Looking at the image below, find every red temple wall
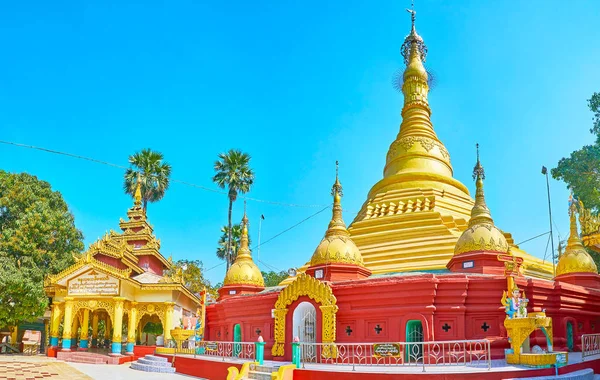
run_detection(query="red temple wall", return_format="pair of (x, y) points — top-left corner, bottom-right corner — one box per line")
(94, 254), (129, 270)
(204, 272), (600, 360)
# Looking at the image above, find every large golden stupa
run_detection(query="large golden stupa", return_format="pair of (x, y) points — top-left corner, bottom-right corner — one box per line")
(346, 12), (553, 279)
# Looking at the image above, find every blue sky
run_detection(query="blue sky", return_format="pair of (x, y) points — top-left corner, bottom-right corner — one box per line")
(1, 1), (599, 285)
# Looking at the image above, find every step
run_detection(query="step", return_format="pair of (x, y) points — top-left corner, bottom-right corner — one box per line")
(130, 362), (176, 373)
(248, 371), (274, 380)
(143, 355), (169, 362)
(252, 365), (279, 373)
(137, 357), (172, 367)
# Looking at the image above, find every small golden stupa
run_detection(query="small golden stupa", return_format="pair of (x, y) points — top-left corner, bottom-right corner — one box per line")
(454, 145), (509, 256)
(556, 197), (598, 276)
(222, 204), (265, 289)
(310, 162), (365, 268)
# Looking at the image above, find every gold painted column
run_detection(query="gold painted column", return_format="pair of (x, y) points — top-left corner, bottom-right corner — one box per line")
(9, 326), (18, 345)
(104, 315), (111, 347)
(126, 302), (137, 354)
(61, 297), (74, 351)
(164, 302), (175, 345)
(79, 309), (90, 350)
(91, 313), (99, 348)
(49, 302), (62, 347)
(111, 297), (125, 355)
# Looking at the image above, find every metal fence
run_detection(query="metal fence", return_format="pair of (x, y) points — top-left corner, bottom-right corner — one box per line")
(298, 339), (491, 371)
(582, 334), (600, 361)
(157, 341), (257, 361)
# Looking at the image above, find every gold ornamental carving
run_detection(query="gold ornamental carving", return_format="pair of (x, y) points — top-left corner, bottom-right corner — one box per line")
(271, 274), (338, 357)
(73, 299), (115, 324)
(387, 136), (450, 163)
(135, 303), (166, 329)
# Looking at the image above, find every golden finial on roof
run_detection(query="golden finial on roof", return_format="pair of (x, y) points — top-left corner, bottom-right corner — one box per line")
(454, 144), (509, 255)
(134, 172), (142, 207)
(401, 0), (427, 65)
(310, 162), (365, 267)
(556, 195), (598, 276)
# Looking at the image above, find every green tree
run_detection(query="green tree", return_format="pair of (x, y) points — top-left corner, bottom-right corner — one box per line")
(261, 270), (288, 287)
(124, 149), (172, 212)
(552, 93), (600, 212)
(0, 171), (84, 329)
(212, 149), (255, 270)
(216, 224), (251, 262)
(167, 259), (215, 297)
(143, 322), (163, 336)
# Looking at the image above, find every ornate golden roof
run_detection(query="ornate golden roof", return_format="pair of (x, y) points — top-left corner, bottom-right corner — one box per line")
(556, 198), (598, 276)
(455, 146), (509, 255)
(223, 207), (265, 287)
(310, 163), (365, 267)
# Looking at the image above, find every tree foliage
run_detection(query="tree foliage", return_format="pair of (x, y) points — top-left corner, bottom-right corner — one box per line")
(261, 270), (288, 287)
(124, 149), (172, 212)
(552, 93), (600, 212)
(0, 171), (84, 328)
(216, 224), (251, 262)
(212, 149), (255, 270)
(167, 259), (216, 298)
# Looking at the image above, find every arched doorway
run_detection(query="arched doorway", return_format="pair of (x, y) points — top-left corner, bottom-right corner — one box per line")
(292, 302), (316, 343)
(271, 274), (338, 358)
(405, 320), (423, 362)
(566, 321), (574, 351)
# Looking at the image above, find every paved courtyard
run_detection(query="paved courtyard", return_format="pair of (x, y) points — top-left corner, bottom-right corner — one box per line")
(0, 356), (196, 380)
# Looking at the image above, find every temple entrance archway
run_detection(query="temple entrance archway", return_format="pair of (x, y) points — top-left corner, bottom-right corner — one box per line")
(566, 321), (574, 351)
(405, 320), (423, 362)
(271, 274), (337, 358)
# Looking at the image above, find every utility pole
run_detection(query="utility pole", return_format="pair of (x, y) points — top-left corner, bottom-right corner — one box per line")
(541, 166), (556, 277)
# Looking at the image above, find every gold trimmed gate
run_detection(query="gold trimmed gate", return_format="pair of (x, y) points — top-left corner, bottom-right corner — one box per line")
(271, 274), (338, 357)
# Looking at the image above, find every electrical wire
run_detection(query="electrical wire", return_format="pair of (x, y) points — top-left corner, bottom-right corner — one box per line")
(0, 139), (327, 208)
(515, 231), (550, 246)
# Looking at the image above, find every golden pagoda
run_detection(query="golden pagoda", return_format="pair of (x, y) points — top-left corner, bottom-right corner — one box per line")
(347, 8), (554, 279)
(454, 145), (509, 256)
(219, 203), (265, 299)
(306, 162), (370, 281)
(556, 197), (598, 276)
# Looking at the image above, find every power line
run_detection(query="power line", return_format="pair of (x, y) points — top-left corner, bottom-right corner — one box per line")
(0, 139), (327, 208)
(542, 233), (552, 263)
(515, 231), (550, 246)
(250, 204), (331, 251)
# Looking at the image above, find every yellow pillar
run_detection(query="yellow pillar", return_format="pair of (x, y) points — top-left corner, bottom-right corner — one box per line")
(72, 313), (79, 349)
(49, 302), (62, 347)
(79, 309), (90, 350)
(164, 302), (175, 344)
(61, 297), (74, 351)
(104, 315), (111, 341)
(9, 326), (18, 345)
(91, 313), (99, 348)
(111, 297), (125, 355)
(126, 302), (137, 354)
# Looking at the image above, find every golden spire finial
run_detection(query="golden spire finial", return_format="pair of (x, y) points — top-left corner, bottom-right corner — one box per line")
(236, 201), (252, 260)
(401, 0), (427, 66)
(134, 172), (142, 207)
(469, 143), (494, 227)
(566, 194), (583, 250)
(326, 161), (349, 237)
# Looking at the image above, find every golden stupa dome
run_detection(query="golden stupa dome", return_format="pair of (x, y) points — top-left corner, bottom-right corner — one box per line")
(556, 199), (598, 276)
(223, 210), (265, 287)
(455, 146), (509, 256)
(310, 164), (365, 267)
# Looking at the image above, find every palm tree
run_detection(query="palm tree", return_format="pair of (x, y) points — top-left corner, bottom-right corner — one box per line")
(216, 224), (252, 264)
(123, 149), (172, 212)
(212, 149), (255, 271)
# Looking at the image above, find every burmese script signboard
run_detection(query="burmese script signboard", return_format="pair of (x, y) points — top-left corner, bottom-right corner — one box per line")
(68, 270), (119, 295)
(373, 343), (401, 357)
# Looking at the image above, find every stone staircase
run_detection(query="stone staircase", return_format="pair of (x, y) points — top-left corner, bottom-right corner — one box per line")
(247, 364), (280, 380)
(57, 351), (109, 364)
(130, 354), (175, 373)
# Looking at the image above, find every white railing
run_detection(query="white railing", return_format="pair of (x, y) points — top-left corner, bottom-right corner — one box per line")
(582, 334), (600, 361)
(298, 339), (491, 372)
(195, 341), (256, 361)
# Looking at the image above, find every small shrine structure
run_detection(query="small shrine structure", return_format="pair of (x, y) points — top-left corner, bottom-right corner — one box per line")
(44, 181), (202, 356)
